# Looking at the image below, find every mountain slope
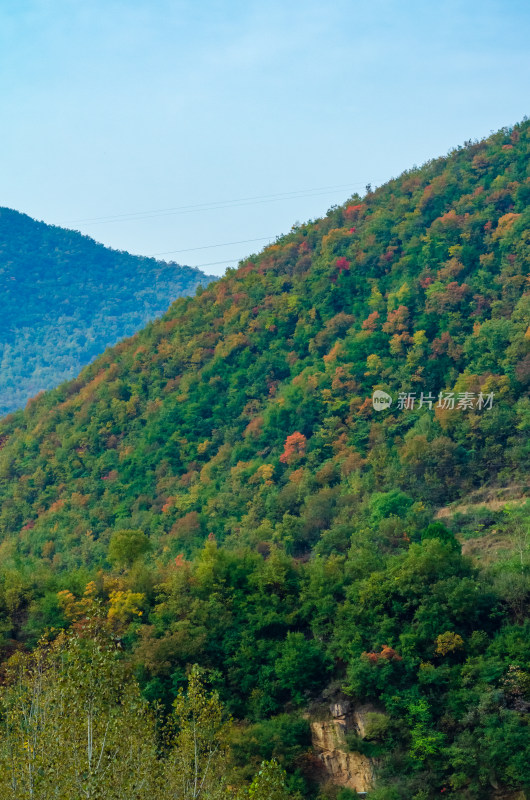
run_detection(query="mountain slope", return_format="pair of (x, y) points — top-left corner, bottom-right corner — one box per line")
(0, 121), (529, 799)
(0, 123), (528, 564)
(0, 208), (215, 414)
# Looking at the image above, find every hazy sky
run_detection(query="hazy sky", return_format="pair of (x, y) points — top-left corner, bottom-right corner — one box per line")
(1, 0), (529, 275)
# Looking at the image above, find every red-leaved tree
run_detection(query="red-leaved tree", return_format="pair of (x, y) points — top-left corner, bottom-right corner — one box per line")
(279, 432), (307, 464)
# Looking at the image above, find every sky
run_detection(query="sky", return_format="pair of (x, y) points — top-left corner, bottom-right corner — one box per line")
(1, 0), (529, 276)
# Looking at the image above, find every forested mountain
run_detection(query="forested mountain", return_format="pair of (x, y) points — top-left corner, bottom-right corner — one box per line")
(0, 121), (529, 799)
(0, 208), (214, 415)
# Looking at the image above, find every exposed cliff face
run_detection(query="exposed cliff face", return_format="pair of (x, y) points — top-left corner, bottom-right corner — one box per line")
(310, 703), (376, 793)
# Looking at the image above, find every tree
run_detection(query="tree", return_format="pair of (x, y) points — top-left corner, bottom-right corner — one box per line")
(274, 632), (330, 704)
(108, 528), (152, 569)
(435, 631), (464, 656)
(246, 760), (291, 800)
(161, 665), (231, 800)
(0, 630), (158, 800)
(279, 433), (307, 465)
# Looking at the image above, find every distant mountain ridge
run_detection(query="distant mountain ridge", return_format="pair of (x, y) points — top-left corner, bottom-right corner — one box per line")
(0, 207), (215, 414)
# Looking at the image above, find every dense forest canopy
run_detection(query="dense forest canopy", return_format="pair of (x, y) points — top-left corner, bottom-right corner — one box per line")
(0, 121), (529, 799)
(0, 207), (214, 415)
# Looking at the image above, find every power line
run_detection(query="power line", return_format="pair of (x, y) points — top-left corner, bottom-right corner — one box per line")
(150, 235), (276, 257)
(60, 181), (369, 227)
(192, 258), (243, 269)
(63, 182), (363, 224)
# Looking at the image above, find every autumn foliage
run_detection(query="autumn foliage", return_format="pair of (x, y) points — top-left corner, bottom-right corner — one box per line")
(279, 432), (307, 464)
(362, 646), (403, 664)
(0, 120), (529, 798)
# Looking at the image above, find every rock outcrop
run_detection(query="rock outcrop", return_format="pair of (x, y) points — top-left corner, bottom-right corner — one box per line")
(309, 702), (377, 793)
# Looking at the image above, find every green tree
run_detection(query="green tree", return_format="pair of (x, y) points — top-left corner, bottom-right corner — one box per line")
(161, 665), (231, 800)
(274, 632), (330, 704)
(245, 760), (291, 800)
(108, 528), (152, 569)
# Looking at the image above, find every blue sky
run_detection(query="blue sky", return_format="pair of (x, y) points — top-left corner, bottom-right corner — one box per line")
(1, 0), (529, 275)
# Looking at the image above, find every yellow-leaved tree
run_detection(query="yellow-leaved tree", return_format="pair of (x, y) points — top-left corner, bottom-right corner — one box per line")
(0, 626), (158, 799)
(160, 665), (231, 800)
(0, 594), (293, 799)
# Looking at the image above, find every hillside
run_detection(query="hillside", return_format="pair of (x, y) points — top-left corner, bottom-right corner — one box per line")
(0, 208), (215, 415)
(0, 121), (529, 799)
